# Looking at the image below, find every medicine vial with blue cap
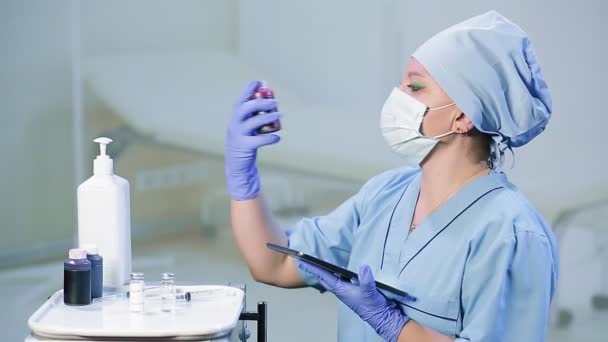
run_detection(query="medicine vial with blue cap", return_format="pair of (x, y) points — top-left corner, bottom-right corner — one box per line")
(77, 137), (133, 288)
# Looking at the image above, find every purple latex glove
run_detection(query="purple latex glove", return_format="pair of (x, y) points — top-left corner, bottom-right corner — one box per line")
(225, 81), (282, 200)
(298, 261), (409, 342)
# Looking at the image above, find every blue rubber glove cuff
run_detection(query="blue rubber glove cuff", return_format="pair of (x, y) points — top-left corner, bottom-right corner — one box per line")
(225, 163), (260, 201)
(374, 302), (410, 341)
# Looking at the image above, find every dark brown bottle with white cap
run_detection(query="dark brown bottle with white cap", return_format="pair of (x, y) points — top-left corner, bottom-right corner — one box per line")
(64, 248), (91, 305)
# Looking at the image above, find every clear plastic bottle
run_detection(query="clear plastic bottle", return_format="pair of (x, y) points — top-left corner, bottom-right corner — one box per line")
(129, 272), (145, 312)
(161, 272), (176, 312)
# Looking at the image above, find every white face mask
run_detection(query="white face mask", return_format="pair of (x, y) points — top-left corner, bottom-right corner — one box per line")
(380, 87), (456, 167)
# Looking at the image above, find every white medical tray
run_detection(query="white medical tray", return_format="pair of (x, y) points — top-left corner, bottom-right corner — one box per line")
(28, 285), (245, 341)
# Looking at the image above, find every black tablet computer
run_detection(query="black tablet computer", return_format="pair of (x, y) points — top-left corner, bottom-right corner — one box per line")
(267, 243), (408, 298)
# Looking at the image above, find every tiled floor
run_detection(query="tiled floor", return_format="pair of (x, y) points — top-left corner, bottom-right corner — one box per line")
(2, 229), (605, 341)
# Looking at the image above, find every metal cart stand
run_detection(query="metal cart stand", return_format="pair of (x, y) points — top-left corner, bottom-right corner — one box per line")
(238, 301), (267, 342)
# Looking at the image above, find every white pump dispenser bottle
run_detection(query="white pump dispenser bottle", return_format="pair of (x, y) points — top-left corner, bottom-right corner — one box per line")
(77, 137), (132, 286)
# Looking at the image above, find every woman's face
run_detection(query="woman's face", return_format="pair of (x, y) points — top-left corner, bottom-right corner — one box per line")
(399, 58), (462, 137)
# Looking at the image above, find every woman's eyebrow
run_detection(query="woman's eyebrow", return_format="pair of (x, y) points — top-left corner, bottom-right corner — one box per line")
(407, 71), (425, 78)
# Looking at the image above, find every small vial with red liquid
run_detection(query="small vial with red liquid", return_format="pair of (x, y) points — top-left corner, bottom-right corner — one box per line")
(250, 81), (281, 134)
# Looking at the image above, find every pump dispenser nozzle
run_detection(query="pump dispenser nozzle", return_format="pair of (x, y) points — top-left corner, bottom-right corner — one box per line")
(94, 137), (112, 156)
(93, 137), (114, 175)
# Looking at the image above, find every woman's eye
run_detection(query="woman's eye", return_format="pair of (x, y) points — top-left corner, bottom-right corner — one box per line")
(408, 82), (426, 92)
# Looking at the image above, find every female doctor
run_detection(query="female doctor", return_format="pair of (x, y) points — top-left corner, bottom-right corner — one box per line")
(224, 11), (558, 342)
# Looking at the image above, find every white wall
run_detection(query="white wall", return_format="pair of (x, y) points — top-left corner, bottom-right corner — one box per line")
(0, 0), (75, 256)
(239, 0), (389, 108)
(80, 0), (238, 56)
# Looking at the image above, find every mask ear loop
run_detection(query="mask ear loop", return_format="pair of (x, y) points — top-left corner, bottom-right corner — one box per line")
(424, 103), (459, 140)
(433, 130), (456, 140)
(429, 102), (456, 111)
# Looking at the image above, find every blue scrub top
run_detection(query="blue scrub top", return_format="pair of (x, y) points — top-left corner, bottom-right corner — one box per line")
(287, 167), (558, 341)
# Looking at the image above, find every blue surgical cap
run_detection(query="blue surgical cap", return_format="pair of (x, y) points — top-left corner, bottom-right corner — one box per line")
(412, 10), (552, 148)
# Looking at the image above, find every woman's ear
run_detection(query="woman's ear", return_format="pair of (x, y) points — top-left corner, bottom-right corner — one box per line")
(453, 111), (475, 134)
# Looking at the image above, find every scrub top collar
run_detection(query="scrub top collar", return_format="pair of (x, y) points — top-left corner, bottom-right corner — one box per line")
(380, 169), (505, 275)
